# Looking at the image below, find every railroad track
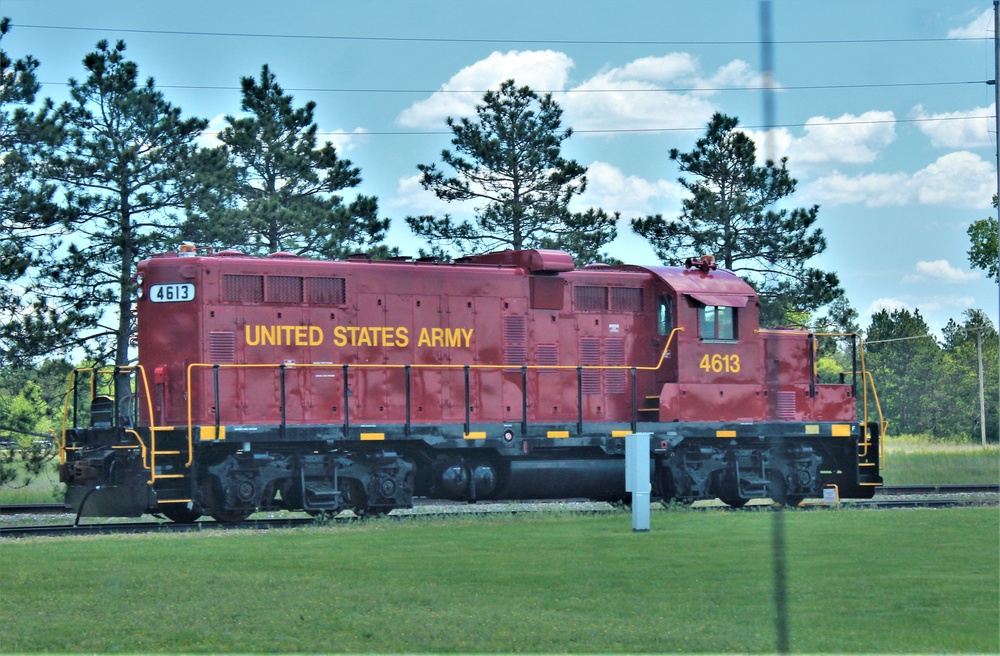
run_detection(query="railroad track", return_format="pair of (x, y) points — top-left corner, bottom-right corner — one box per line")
(2, 485), (995, 517)
(2, 486), (996, 538)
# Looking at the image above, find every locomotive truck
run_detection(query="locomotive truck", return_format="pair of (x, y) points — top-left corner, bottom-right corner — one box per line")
(59, 247), (885, 522)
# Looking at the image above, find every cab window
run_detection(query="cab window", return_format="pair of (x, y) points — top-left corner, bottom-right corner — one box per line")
(657, 295), (674, 336)
(700, 305), (736, 341)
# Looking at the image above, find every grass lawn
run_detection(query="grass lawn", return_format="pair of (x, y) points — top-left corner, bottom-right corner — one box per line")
(881, 438), (999, 485)
(1, 507), (997, 654)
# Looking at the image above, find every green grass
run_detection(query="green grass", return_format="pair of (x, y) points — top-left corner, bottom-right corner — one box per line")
(882, 437), (999, 486)
(0, 452), (64, 504)
(1, 508), (997, 653)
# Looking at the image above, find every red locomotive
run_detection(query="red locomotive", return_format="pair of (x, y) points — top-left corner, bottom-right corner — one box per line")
(60, 247), (884, 522)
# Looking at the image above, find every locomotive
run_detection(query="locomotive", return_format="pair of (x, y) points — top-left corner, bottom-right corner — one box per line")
(59, 247), (884, 522)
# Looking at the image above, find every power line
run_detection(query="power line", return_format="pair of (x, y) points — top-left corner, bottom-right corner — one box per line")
(215, 115), (991, 138)
(39, 80), (988, 95)
(14, 23), (990, 47)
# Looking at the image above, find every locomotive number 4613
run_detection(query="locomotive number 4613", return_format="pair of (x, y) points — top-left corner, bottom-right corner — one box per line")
(699, 353), (741, 373)
(149, 283), (195, 303)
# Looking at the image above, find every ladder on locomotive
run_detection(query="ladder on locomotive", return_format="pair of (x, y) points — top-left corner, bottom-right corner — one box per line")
(70, 367), (194, 509)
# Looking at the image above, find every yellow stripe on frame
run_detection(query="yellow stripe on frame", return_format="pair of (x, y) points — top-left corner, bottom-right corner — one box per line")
(360, 432), (385, 441)
(547, 431), (570, 438)
(199, 425), (226, 441)
(612, 430), (632, 438)
(805, 425), (820, 435)
(831, 424), (853, 437)
(463, 432), (487, 440)
(716, 430), (737, 438)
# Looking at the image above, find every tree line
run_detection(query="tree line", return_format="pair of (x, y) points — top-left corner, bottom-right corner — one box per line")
(1, 25), (997, 466)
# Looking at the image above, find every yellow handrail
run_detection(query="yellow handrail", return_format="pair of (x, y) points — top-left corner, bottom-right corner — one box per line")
(184, 328), (687, 445)
(60, 365), (161, 476)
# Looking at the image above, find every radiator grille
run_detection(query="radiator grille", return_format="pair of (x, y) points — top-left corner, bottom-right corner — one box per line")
(776, 391), (797, 419)
(306, 277), (346, 305)
(503, 316), (527, 365)
(604, 338), (626, 394)
(268, 276), (303, 303)
(223, 274), (264, 302)
(535, 343), (558, 371)
(611, 287), (644, 312)
(579, 337), (602, 394)
(208, 331), (236, 364)
(575, 286), (608, 311)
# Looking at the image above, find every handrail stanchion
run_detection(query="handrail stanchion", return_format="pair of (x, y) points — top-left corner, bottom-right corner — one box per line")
(404, 364), (412, 437)
(521, 365), (528, 436)
(464, 365), (471, 435)
(342, 364), (350, 437)
(630, 367), (638, 433)
(577, 366), (584, 435)
(213, 364), (221, 435)
(72, 371), (80, 430)
(112, 366), (120, 428)
(279, 363), (287, 440)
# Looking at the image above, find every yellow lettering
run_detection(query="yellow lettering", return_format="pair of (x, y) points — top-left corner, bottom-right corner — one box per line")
(418, 328), (431, 347)
(445, 329), (461, 348)
(333, 326), (347, 347)
(309, 326), (323, 346)
(245, 325), (261, 346)
(461, 328), (473, 348)
(261, 326), (277, 346)
(395, 327), (409, 348)
(431, 328), (444, 347)
(358, 327), (372, 347)
(294, 326), (308, 346)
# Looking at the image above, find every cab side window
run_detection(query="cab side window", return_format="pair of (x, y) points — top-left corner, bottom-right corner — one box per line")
(657, 295), (674, 336)
(700, 305), (736, 341)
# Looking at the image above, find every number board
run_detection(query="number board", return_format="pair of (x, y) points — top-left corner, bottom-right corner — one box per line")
(149, 283), (195, 303)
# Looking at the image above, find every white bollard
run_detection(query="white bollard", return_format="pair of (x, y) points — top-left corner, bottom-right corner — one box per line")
(625, 432), (652, 532)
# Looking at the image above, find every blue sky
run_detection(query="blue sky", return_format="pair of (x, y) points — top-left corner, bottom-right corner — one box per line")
(3, 0), (998, 336)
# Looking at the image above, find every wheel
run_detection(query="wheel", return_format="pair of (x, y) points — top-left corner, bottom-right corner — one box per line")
(769, 470), (805, 507)
(717, 472), (748, 508)
(160, 504), (202, 523)
(204, 476), (254, 524)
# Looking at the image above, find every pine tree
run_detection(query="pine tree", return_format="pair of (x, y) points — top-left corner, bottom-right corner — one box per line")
(35, 40), (208, 381)
(632, 112), (841, 325)
(182, 64), (391, 259)
(407, 79), (615, 263)
(0, 18), (69, 367)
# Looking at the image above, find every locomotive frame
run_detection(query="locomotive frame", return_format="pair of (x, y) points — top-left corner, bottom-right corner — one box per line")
(59, 247), (885, 522)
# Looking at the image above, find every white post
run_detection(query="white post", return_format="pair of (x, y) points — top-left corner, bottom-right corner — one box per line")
(626, 432), (652, 532)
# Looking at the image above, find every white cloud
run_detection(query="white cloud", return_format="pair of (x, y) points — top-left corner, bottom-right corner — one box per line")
(901, 260), (980, 284)
(803, 152), (994, 209)
(803, 171), (911, 207)
(947, 8), (993, 38)
(572, 161), (682, 217)
(911, 151), (994, 207)
(865, 297), (912, 317)
(396, 50), (574, 128)
(196, 113), (228, 148)
(562, 54), (752, 133)
(388, 174), (461, 215)
(745, 111), (896, 165)
(912, 103), (994, 148)
(396, 50), (764, 135)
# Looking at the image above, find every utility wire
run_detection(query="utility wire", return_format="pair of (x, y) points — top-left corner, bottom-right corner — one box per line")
(14, 23), (990, 46)
(39, 80), (987, 95)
